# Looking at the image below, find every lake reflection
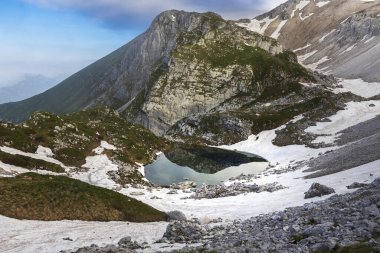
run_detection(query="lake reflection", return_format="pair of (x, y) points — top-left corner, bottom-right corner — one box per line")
(145, 152), (268, 187)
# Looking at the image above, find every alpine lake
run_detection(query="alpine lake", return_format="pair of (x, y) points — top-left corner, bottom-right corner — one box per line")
(145, 144), (268, 187)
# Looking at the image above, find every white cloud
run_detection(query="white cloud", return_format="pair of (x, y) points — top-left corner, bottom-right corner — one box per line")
(23, 0), (289, 26)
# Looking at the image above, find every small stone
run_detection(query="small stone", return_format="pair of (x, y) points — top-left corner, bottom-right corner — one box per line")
(129, 191), (145, 196)
(346, 182), (368, 189)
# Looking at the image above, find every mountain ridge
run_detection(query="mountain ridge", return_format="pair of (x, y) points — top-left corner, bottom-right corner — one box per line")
(237, 0), (380, 82)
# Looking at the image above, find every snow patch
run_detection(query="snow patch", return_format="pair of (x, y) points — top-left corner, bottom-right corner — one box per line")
(0, 215), (167, 253)
(299, 13), (313, 21)
(345, 44), (356, 52)
(93, 141), (117, 155)
(36, 146), (54, 157)
(294, 43), (311, 52)
(295, 0), (310, 11)
(305, 100), (380, 144)
(333, 79), (380, 98)
(298, 50), (318, 62)
(318, 29), (336, 42)
(237, 16), (277, 34)
(304, 56), (330, 71)
(0, 146), (67, 168)
(271, 19), (287, 39)
(364, 36), (375, 44)
(73, 154), (119, 189)
(316, 1), (330, 7)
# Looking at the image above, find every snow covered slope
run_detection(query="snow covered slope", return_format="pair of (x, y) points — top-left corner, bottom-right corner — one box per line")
(237, 0), (380, 82)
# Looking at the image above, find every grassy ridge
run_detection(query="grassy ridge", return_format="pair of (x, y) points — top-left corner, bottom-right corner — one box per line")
(0, 107), (170, 167)
(0, 151), (65, 173)
(0, 173), (167, 222)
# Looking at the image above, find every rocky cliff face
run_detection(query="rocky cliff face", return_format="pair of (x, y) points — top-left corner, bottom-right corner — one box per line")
(237, 0), (380, 82)
(126, 12), (284, 135)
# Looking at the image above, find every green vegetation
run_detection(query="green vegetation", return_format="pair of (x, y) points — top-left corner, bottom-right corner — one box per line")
(174, 38), (313, 85)
(0, 151), (65, 173)
(0, 107), (170, 167)
(0, 173), (167, 222)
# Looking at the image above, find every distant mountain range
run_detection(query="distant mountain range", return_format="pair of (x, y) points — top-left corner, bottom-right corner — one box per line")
(0, 75), (55, 104)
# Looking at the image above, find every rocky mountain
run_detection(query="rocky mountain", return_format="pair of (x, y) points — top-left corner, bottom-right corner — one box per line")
(0, 10), (347, 146)
(0, 10), (280, 123)
(237, 0), (380, 82)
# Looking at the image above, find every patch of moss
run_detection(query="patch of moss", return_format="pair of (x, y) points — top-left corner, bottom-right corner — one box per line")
(0, 173), (167, 222)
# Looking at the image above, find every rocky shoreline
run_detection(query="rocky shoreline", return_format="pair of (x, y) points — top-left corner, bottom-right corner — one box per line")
(62, 178), (380, 253)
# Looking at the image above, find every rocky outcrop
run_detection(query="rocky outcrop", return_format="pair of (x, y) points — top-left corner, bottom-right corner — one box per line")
(186, 182), (286, 199)
(304, 183), (335, 199)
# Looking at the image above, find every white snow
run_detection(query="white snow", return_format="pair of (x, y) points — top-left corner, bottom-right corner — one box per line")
(333, 78), (380, 98)
(121, 159), (380, 221)
(237, 16), (277, 34)
(304, 56), (330, 70)
(299, 13), (313, 21)
(0, 161), (30, 176)
(298, 50), (318, 62)
(345, 44), (356, 52)
(294, 43), (311, 52)
(305, 100), (380, 144)
(36, 146), (54, 157)
(220, 126), (330, 168)
(296, 0), (310, 10)
(73, 154), (119, 190)
(316, 1), (330, 7)
(318, 29), (336, 42)
(93, 141), (117, 155)
(364, 36), (375, 44)
(0, 215), (167, 253)
(0, 146), (67, 168)
(0, 161), (66, 177)
(271, 19), (287, 39)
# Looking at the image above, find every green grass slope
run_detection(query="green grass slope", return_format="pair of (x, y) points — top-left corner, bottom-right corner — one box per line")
(0, 173), (167, 222)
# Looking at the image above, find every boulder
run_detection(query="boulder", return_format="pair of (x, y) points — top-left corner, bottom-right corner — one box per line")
(304, 183), (335, 199)
(171, 181), (197, 190)
(167, 211), (187, 221)
(371, 177), (380, 187)
(346, 182), (368, 189)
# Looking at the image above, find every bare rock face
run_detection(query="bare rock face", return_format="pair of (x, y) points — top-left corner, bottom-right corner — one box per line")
(304, 183), (335, 199)
(237, 0), (380, 82)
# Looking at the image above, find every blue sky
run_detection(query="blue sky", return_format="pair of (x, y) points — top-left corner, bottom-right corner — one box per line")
(0, 0), (286, 88)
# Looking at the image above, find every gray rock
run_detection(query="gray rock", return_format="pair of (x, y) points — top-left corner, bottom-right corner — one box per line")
(118, 236), (131, 246)
(167, 210), (187, 221)
(304, 183), (335, 199)
(371, 177), (380, 187)
(347, 182), (368, 189)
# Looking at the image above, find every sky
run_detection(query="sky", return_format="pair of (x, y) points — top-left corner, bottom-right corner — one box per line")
(0, 0), (287, 89)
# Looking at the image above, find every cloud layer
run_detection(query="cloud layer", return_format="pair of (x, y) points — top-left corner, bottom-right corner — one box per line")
(24, 0), (287, 29)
